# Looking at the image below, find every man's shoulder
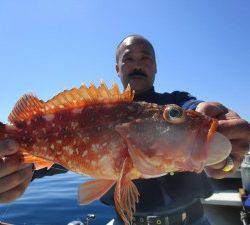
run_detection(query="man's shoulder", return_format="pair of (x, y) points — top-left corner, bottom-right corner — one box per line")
(136, 88), (198, 107)
(170, 91), (196, 101)
(155, 90), (194, 98)
(153, 90), (196, 103)
(149, 91), (173, 105)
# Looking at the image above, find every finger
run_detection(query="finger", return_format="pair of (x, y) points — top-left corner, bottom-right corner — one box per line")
(205, 162), (239, 179)
(230, 140), (250, 158)
(0, 139), (19, 157)
(205, 140), (248, 169)
(0, 165), (33, 194)
(0, 154), (24, 178)
(216, 110), (240, 120)
(218, 119), (250, 140)
(196, 102), (228, 117)
(205, 166), (227, 179)
(230, 154), (242, 172)
(0, 177), (31, 203)
(205, 154), (242, 179)
(207, 159), (226, 170)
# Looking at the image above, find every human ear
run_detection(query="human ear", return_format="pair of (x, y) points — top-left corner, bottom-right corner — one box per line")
(154, 61), (157, 74)
(116, 64), (120, 77)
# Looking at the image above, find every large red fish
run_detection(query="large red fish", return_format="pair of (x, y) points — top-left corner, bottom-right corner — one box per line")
(0, 82), (230, 224)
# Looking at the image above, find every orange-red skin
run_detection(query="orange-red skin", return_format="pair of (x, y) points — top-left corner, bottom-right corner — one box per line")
(12, 103), (146, 179)
(4, 102), (215, 180)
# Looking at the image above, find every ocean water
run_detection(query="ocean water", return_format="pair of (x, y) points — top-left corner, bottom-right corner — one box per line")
(0, 172), (116, 225)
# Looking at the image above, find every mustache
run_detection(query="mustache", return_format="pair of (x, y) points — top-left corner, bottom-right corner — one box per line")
(129, 70), (147, 78)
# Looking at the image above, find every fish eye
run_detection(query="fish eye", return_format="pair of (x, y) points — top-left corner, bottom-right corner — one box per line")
(163, 105), (185, 124)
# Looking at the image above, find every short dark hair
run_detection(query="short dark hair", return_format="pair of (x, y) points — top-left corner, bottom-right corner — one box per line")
(115, 34), (155, 63)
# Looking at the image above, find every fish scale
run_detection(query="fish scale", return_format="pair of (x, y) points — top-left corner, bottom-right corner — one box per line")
(0, 82), (219, 225)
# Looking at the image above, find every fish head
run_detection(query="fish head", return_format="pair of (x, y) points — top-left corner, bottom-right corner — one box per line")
(115, 104), (217, 177)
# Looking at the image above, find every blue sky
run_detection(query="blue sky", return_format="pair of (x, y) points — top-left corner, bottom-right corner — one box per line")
(0, 1), (249, 123)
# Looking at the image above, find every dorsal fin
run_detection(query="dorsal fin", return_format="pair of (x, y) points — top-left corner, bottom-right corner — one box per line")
(8, 94), (45, 124)
(8, 82), (134, 124)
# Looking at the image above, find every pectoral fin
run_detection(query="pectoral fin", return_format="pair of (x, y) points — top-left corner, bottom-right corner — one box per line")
(114, 158), (139, 225)
(128, 144), (163, 176)
(78, 179), (115, 205)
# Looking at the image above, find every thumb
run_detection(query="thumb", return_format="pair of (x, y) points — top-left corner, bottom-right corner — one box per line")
(196, 102), (228, 118)
(0, 139), (19, 157)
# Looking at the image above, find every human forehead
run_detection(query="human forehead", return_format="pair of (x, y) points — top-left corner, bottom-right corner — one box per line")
(119, 39), (155, 58)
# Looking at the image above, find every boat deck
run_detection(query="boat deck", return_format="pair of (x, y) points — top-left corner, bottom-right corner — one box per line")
(202, 174), (243, 225)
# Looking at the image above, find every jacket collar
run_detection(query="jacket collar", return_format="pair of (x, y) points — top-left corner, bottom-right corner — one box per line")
(134, 86), (155, 101)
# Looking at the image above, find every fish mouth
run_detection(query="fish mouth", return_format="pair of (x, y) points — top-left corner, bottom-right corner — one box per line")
(205, 132), (232, 166)
(187, 110), (218, 143)
(191, 115), (219, 170)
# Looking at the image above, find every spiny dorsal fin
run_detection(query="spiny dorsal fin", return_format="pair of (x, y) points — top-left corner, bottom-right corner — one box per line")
(8, 94), (45, 124)
(8, 82), (134, 124)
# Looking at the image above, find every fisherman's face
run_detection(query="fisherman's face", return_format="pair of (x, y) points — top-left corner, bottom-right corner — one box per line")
(116, 38), (157, 94)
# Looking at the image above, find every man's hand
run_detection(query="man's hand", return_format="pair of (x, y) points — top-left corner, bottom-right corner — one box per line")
(0, 139), (33, 203)
(196, 102), (250, 179)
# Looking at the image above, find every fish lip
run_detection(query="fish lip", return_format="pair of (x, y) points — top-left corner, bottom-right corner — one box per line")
(187, 110), (218, 142)
(191, 117), (218, 164)
(205, 132), (232, 166)
(207, 118), (218, 142)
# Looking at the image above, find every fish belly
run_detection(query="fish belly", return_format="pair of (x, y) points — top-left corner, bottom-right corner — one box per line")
(22, 126), (129, 180)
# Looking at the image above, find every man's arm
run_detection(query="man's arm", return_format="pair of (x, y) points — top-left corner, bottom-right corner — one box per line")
(196, 102), (250, 179)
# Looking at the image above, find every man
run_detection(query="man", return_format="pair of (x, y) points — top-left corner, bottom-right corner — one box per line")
(0, 35), (249, 225)
(102, 35), (250, 225)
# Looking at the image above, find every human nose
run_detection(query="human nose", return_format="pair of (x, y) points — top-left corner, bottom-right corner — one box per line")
(134, 60), (143, 71)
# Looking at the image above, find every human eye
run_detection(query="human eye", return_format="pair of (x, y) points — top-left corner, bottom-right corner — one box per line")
(124, 57), (133, 62)
(142, 55), (152, 61)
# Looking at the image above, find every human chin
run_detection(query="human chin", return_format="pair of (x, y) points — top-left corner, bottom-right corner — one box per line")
(128, 79), (148, 92)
